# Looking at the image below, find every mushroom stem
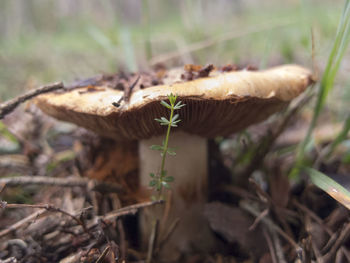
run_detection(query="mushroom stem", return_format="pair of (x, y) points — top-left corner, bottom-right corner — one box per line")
(139, 131), (216, 257)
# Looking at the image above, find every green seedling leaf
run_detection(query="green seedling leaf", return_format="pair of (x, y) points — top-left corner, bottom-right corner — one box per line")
(304, 167), (350, 210)
(149, 179), (157, 187)
(155, 117), (169, 122)
(172, 114), (179, 122)
(160, 100), (171, 109)
(150, 145), (164, 151)
(174, 101), (186, 109)
(171, 119), (181, 127)
(167, 149), (176, 155)
(167, 147), (176, 155)
(168, 93), (177, 105)
(149, 93), (185, 198)
(164, 176), (174, 182)
(162, 181), (171, 189)
(160, 117), (170, 125)
(149, 173), (155, 178)
(154, 118), (162, 123)
(155, 118), (170, 125)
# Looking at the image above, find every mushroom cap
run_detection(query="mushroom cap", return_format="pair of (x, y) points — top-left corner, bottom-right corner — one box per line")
(36, 64), (313, 141)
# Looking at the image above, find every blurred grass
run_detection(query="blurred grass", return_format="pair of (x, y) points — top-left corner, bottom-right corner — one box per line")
(0, 0), (346, 102)
(293, 0), (350, 176)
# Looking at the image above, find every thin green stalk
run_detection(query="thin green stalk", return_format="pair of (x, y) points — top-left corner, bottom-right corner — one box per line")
(159, 105), (175, 197)
(325, 114), (350, 159)
(149, 94), (185, 199)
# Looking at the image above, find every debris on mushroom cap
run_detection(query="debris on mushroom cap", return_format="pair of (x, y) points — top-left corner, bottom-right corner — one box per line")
(35, 64), (314, 141)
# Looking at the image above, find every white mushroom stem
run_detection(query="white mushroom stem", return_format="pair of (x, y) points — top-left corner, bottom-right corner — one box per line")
(139, 131), (216, 256)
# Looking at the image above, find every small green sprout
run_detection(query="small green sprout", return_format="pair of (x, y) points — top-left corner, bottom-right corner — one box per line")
(149, 93), (185, 199)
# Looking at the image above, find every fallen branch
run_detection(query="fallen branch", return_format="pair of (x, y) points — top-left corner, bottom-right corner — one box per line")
(0, 176), (122, 193)
(0, 82), (64, 119)
(1, 203), (90, 234)
(0, 209), (47, 238)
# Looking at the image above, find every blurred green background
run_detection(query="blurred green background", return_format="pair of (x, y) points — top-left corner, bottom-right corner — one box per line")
(0, 0), (348, 115)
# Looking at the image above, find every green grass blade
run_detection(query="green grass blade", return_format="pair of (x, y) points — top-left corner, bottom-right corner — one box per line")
(304, 167), (350, 210)
(326, 114), (350, 158)
(292, 0), (350, 176)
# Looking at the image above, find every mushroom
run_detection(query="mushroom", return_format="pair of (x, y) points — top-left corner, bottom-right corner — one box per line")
(35, 64), (313, 256)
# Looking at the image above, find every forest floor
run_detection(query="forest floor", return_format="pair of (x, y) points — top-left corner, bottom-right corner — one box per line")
(0, 1), (350, 262)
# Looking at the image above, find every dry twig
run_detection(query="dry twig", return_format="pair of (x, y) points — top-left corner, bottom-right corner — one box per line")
(0, 209), (47, 238)
(323, 222), (350, 263)
(0, 175), (122, 193)
(1, 203), (90, 234)
(0, 82), (63, 119)
(240, 200), (300, 250)
(102, 200), (164, 221)
(292, 199), (333, 236)
(112, 75), (140, 107)
(95, 245), (111, 263)
(263, 227), (278, 263)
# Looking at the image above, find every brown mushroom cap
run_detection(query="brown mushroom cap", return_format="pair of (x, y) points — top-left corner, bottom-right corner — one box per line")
(36, 64), (313, 141)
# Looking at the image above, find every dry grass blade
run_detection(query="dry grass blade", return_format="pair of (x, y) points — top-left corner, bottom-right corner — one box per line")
(323, 222), (350, 263)
(146, 219), (159, 263)
(240, 200), (299, 250)
(263, 227), (278, 263)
